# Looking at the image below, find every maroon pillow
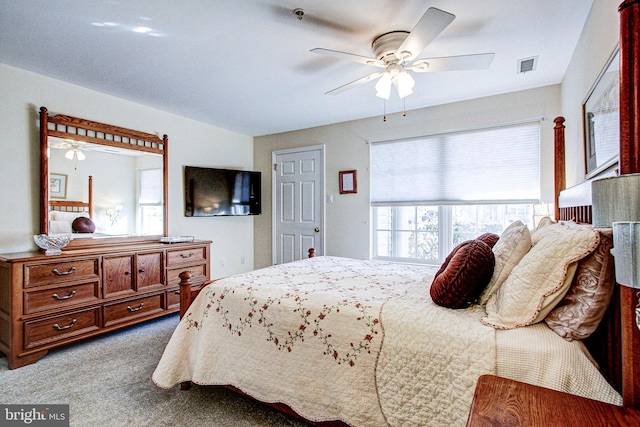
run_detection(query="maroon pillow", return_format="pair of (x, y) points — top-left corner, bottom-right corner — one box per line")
(430, 240), (495, 309)
(476, 233), (500, 248)
(72, 216), (96, 233)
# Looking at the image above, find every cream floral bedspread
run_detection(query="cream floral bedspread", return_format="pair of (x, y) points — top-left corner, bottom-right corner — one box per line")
(152, 257), (621, 426)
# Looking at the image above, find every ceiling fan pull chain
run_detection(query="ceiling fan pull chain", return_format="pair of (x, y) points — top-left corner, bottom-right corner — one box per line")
(403, 98), (407, 117)
(383, 99), (387, 122)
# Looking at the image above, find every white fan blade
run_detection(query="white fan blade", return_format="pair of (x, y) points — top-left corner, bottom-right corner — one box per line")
(396, 8), (455, 62)
(311, 48), (385, 68)
(325, 72), (383, 95)
(407, 53), (495, 72)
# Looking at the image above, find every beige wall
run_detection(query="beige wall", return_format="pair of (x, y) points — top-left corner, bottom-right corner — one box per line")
(0, 64), (256, 277)
(560, 0), (621, 187)
(254, 85), (561, 269)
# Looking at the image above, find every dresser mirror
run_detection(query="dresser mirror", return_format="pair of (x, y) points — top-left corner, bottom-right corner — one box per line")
(39, 106), (168, 249)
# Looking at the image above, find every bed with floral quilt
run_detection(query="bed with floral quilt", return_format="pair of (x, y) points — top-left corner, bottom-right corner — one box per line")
(153, 220), (622, 427)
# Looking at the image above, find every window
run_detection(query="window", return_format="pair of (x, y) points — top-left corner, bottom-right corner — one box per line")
(370, 122), (540, 264)
(373, 204), (534, 264)
(138, 168), (163, 235)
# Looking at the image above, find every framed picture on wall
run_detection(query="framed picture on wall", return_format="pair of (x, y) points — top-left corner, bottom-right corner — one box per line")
(583, 46), (620, 178)
(50, 173), (68, 199)
(339, 170), (357, 194)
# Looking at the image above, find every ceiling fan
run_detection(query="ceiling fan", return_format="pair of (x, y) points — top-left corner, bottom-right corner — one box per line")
(50, 139), (88, 161)
(311, 7), (495, 100)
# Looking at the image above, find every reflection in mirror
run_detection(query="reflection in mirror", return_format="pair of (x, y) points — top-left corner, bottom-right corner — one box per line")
(48, 139), (164, 236)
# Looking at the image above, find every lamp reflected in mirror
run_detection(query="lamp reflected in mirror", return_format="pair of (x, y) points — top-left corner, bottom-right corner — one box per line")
(106, 205), (123, 226)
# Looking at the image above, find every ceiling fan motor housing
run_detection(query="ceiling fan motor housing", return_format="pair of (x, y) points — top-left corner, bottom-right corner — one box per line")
(372, 31), (410, 63)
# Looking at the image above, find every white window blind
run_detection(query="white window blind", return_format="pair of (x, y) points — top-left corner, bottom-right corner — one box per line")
(139, 168), (163, 204)
(370, 122), (540, 205)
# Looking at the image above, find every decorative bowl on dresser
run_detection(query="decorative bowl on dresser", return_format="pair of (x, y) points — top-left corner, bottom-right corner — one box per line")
(0, 240), (210, 369)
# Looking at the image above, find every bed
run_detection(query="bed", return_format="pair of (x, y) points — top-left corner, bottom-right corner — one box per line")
(153, 4), (640, 424)
(152, 215), (622, 426)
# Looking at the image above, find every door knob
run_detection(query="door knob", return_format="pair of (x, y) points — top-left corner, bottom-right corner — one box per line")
(314, 227), (320, 232)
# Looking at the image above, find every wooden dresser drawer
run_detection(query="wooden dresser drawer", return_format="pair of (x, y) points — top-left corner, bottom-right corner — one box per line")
(24, 280), (100, 314)
(166, 246), (206, 267)
(167, 263), (207, 287)
(25, 258), (100, 288)
(103, 293), (164, 327)
(24, 307), (100, 349)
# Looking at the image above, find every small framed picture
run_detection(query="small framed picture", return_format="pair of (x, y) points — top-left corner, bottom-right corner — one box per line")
(50, 173), (68, 199)
(339, 170), (357, 194)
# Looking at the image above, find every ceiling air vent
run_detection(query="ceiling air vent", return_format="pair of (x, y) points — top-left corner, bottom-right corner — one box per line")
(518, 56), (538, 74)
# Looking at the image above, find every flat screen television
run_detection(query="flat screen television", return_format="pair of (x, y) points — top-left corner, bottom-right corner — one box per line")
(184, 166), (261, 217)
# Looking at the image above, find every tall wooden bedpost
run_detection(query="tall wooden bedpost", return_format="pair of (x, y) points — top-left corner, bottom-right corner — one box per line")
(553, 117), (566, 221)
(618, 0), (640, 409)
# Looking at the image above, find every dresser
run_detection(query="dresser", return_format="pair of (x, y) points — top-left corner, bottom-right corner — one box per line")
(0, 240), (210, 369)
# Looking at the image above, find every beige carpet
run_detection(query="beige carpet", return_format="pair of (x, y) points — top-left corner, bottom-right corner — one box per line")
(0, 314), (310, 426)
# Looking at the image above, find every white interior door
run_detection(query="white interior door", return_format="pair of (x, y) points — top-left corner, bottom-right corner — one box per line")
(273, 145), (324, 264)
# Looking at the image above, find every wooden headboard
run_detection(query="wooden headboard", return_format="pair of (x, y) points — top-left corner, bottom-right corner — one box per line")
(49, 175), (93, 218)
(553, 0), (640, 408)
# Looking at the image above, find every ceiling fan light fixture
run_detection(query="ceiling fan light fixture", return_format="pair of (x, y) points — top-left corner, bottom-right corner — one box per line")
(375, 73), (392, 100)
(65, 146), (86, 161)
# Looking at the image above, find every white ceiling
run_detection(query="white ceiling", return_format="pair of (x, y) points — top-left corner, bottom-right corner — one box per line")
(0, 1), (593, 137)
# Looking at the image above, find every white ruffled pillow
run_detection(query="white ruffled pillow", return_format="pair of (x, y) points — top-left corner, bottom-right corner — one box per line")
(49, 210), (89, 223)
(482, 223), (599, 329)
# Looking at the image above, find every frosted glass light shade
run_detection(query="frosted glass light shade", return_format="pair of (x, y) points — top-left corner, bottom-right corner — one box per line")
(375, 74), (392, 100)
(592, 174), (640, 227)
(65, 148), (86, 161)
(613, 222), (640, 288)
(396, 71), (415, 99)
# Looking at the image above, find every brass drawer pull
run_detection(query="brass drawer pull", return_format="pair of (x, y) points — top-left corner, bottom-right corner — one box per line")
(52, 267), (76, 276)
(180, 252), (194, 259)
(127, 303), (144, 312)
(52, 290), (77, 300)
(53, 319), (77, 330)
(138, 268), (145, 273)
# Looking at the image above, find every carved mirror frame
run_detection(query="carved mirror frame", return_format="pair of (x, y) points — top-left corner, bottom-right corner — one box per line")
(40, 106), (168, 249)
